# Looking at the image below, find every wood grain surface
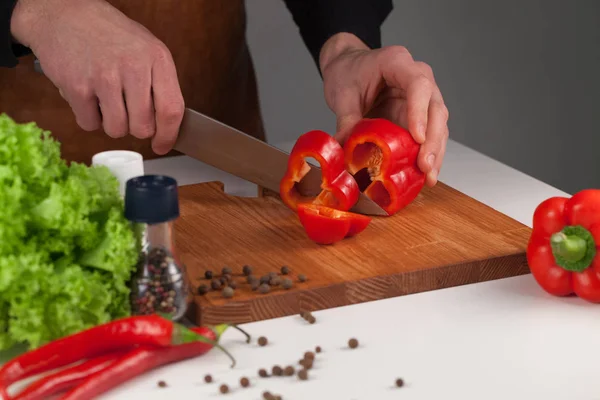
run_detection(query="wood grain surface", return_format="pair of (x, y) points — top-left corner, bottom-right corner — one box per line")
(176, 181), (532, 326)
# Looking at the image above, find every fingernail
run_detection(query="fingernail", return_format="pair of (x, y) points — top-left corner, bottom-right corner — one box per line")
(426, 153), (436, 168)
(428, 169), (438, 184)
(417, 123), (427, 142)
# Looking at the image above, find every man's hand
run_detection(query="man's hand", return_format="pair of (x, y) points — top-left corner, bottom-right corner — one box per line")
(11, 0), (184, 155)
(319, 33), (449, 187)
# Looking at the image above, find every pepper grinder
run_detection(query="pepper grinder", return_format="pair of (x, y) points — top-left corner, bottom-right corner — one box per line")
(124, 175), (191, 321)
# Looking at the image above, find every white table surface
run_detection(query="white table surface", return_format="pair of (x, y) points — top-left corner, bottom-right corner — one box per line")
(7, 139), (600, 400)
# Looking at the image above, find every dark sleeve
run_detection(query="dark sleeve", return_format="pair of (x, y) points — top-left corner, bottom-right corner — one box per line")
(282, 0), (393, 68)
(0, 0), (31, 68)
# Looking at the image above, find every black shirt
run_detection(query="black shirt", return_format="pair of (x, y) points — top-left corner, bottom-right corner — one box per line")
(0, 0), (392, 69)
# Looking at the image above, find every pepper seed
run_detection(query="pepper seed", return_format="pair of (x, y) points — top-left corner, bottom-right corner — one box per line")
(284, 366), (295, 376)
(270, 276), (281, 286)
(219, 384), (229, 394)
(211, 279), (222, 290)
(315, 346), (321, 353)
(281, 278), (293, 289)
(204, 374), (213, 383)
(298, 369), (308, 380)
(258, 284), (270, 294)
(280, 266), (290, 275)
(222, 286), (234, 298)
(157, 380), (167, 388)
(228, 280), (238, 289)
(243, 265), (253, 276)
(263, 392), (274, 400)
(258, 336), (268, 346)
(251, 280), (260, 291)
(258, 368), (269, 377)
(222, 266), (232, 275)
(348, 338), (359, 349)
(395, 378), (405, 387)
(260, 275), (271, 285)
(271, 365), (283, 376)
(240, 377), (250, 387)
(205, 270), (213, 279)
(298, 274), (307, 282)
(304, 351), (315, 360)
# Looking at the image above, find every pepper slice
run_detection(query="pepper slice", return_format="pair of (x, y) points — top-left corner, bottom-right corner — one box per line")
(297, 203), (372, 245)
(280, 130), (359, 212)
(527, 189), (600, 302)
(344, 118), (425, 216)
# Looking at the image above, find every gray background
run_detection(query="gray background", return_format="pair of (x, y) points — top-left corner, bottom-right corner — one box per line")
(245, 0), (600, 195)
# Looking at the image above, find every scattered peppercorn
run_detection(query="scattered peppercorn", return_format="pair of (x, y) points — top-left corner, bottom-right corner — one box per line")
(222, 266), (232, 275)
(263, 391), (274, 400)
(304, 351), (315, 360)
(204, 374), (213, 383)
(211, 279), (222, 290)
(258, 336), (268, 346)
(247, 275), (257, 284)
(205, 270), (213, 279)
(298, 274), (307, 282)
(197, 284), (209, 295)
(298, 369), (308, 380)
(270, 276), (281, 286)
(157, 380), (167, 388)
(223, 273), (232, 282)
(284, 366), (295, 376)
(281, 278), (293, 289)
(299, 358), (313, 369)
(251, 280), (260, 291)
(348, 338), (359, 349)
(240, 377), (250, 387)
(228, 280), (238, 289)
(395, 378), (404, 387)
(258, 368), (269, 378)
(280, 266), (290, 275)
(243, 265), (253, 276)
(219, 384), (229, 394)
(272, 365), (282, 376)
(219, 277), (227, 285)
(258, 284), (270, 294)
(222, 286), (234, 298)
(260, 275), (271, 285)
(315, 346), (321, 353)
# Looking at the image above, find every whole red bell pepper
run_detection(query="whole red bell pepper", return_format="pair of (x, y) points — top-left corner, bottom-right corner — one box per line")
(297, 203), (372, 245)
(344, 118), (425, 216)
(527, 189), (600, 302)
(280, 130), (359, 212)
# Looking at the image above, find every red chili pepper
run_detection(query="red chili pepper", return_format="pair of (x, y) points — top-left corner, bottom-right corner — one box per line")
(10, 353), (123, 400)
(297, 203), (372, 245)
(60, 324), (247, 400)
(344, 118), (425, 216)
(527, 189), (600, 302)
(0, 315), (223, 399)
(9, 325), (246, 400)
(280, 130), (359, 212)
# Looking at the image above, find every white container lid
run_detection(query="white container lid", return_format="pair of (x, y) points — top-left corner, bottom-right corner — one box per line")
(91, 150), (144, 197)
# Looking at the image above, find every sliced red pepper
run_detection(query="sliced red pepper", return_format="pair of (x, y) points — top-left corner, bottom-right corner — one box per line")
(527, 189), (600, 302)
(297, 203), (371, 245)
(344, 118), (425, 216)
(280, 130), (359, 212)
(0, 315), (228, 398)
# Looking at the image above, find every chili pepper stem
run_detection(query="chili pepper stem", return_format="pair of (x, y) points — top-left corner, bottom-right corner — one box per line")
(231, 324), (252, 343)
(172, 324), (237, 368)
(549, 225), (596, 272)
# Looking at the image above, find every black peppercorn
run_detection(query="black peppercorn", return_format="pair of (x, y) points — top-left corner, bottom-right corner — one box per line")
(281, 278), (293, 289)
(260, 275), (270, 285)
(222, 286), (234, 298)
(270, 276), (281, 286)
(205, 270), (213, 279)
(243, 265), (253, 276)
(284, 366), (295, 376)
(304, 351), (315, 360)
(298, 369), (308, 380)
(157, 380), (167, 388)
(395, 378), (404, 387)
(315, 346), (321, 353)
(219, 277), (227, 285)
(271, 365), (282, 376)
(258, 284), (270, 294)
(240, 377), (250, 387)
(251, 280), (260, 291)
(348, 338), (359, 349)
(219, 384), (229, 394)
(211, 279), (222, 290)
(298, 274), (307, 282)
(247, 275), (257, 284)
(222, 266), (232, 275)
(258, 368), (268, 377)
(228, 280), (238, 289)
(258, 336), (268, 346)
(204, 374), (213, 383)
(197, 284), (209, 295)
(280, 266), (290, 275)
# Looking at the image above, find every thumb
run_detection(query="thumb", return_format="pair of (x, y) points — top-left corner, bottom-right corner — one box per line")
(331, 88), (363, 145)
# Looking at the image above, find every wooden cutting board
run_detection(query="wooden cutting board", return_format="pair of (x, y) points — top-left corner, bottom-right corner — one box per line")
(175, 181), (532, 326)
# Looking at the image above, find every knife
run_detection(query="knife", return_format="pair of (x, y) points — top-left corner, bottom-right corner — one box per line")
(173, 108), (387, 216)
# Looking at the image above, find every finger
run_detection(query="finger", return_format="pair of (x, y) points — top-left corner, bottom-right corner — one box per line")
(330, 86), (363, 145)
(95, 71), (128, 138)
(378, 47), (431, 143)
(417, 92), (449, 186)
(123, 66), (155, 139)
(62, 84), (102, 132)
(150, 46), (184, 155)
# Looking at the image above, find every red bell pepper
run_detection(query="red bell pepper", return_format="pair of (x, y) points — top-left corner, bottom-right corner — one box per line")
(344, 118), (425, 216)
(280, 130), (359, 212)
(297, 203), (371, 245)
(527, 189), (600, 302)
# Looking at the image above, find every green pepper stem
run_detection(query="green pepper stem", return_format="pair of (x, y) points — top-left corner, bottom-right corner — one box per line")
(550, 232), (587, 262)
(172, 323), (237, 368)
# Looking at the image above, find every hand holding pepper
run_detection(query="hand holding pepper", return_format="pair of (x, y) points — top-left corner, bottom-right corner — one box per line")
(319, 33), (449, 187)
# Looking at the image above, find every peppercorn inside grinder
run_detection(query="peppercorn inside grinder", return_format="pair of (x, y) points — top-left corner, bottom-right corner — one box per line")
(124, 175), (191, 321)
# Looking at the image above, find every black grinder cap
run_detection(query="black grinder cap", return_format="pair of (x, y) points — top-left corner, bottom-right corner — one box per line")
(124, 175), (180, 224)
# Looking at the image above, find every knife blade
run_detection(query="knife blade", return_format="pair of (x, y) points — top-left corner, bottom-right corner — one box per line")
(173, 108), (387, 216)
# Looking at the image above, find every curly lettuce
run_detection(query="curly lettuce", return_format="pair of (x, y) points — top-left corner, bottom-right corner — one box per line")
(0, 114), (140, 350)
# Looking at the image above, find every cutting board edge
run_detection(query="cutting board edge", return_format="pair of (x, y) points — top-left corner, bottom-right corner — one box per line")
(185, 251), (530, 326)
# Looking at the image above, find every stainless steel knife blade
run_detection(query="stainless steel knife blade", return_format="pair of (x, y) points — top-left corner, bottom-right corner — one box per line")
(173, 108), (388, 216)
